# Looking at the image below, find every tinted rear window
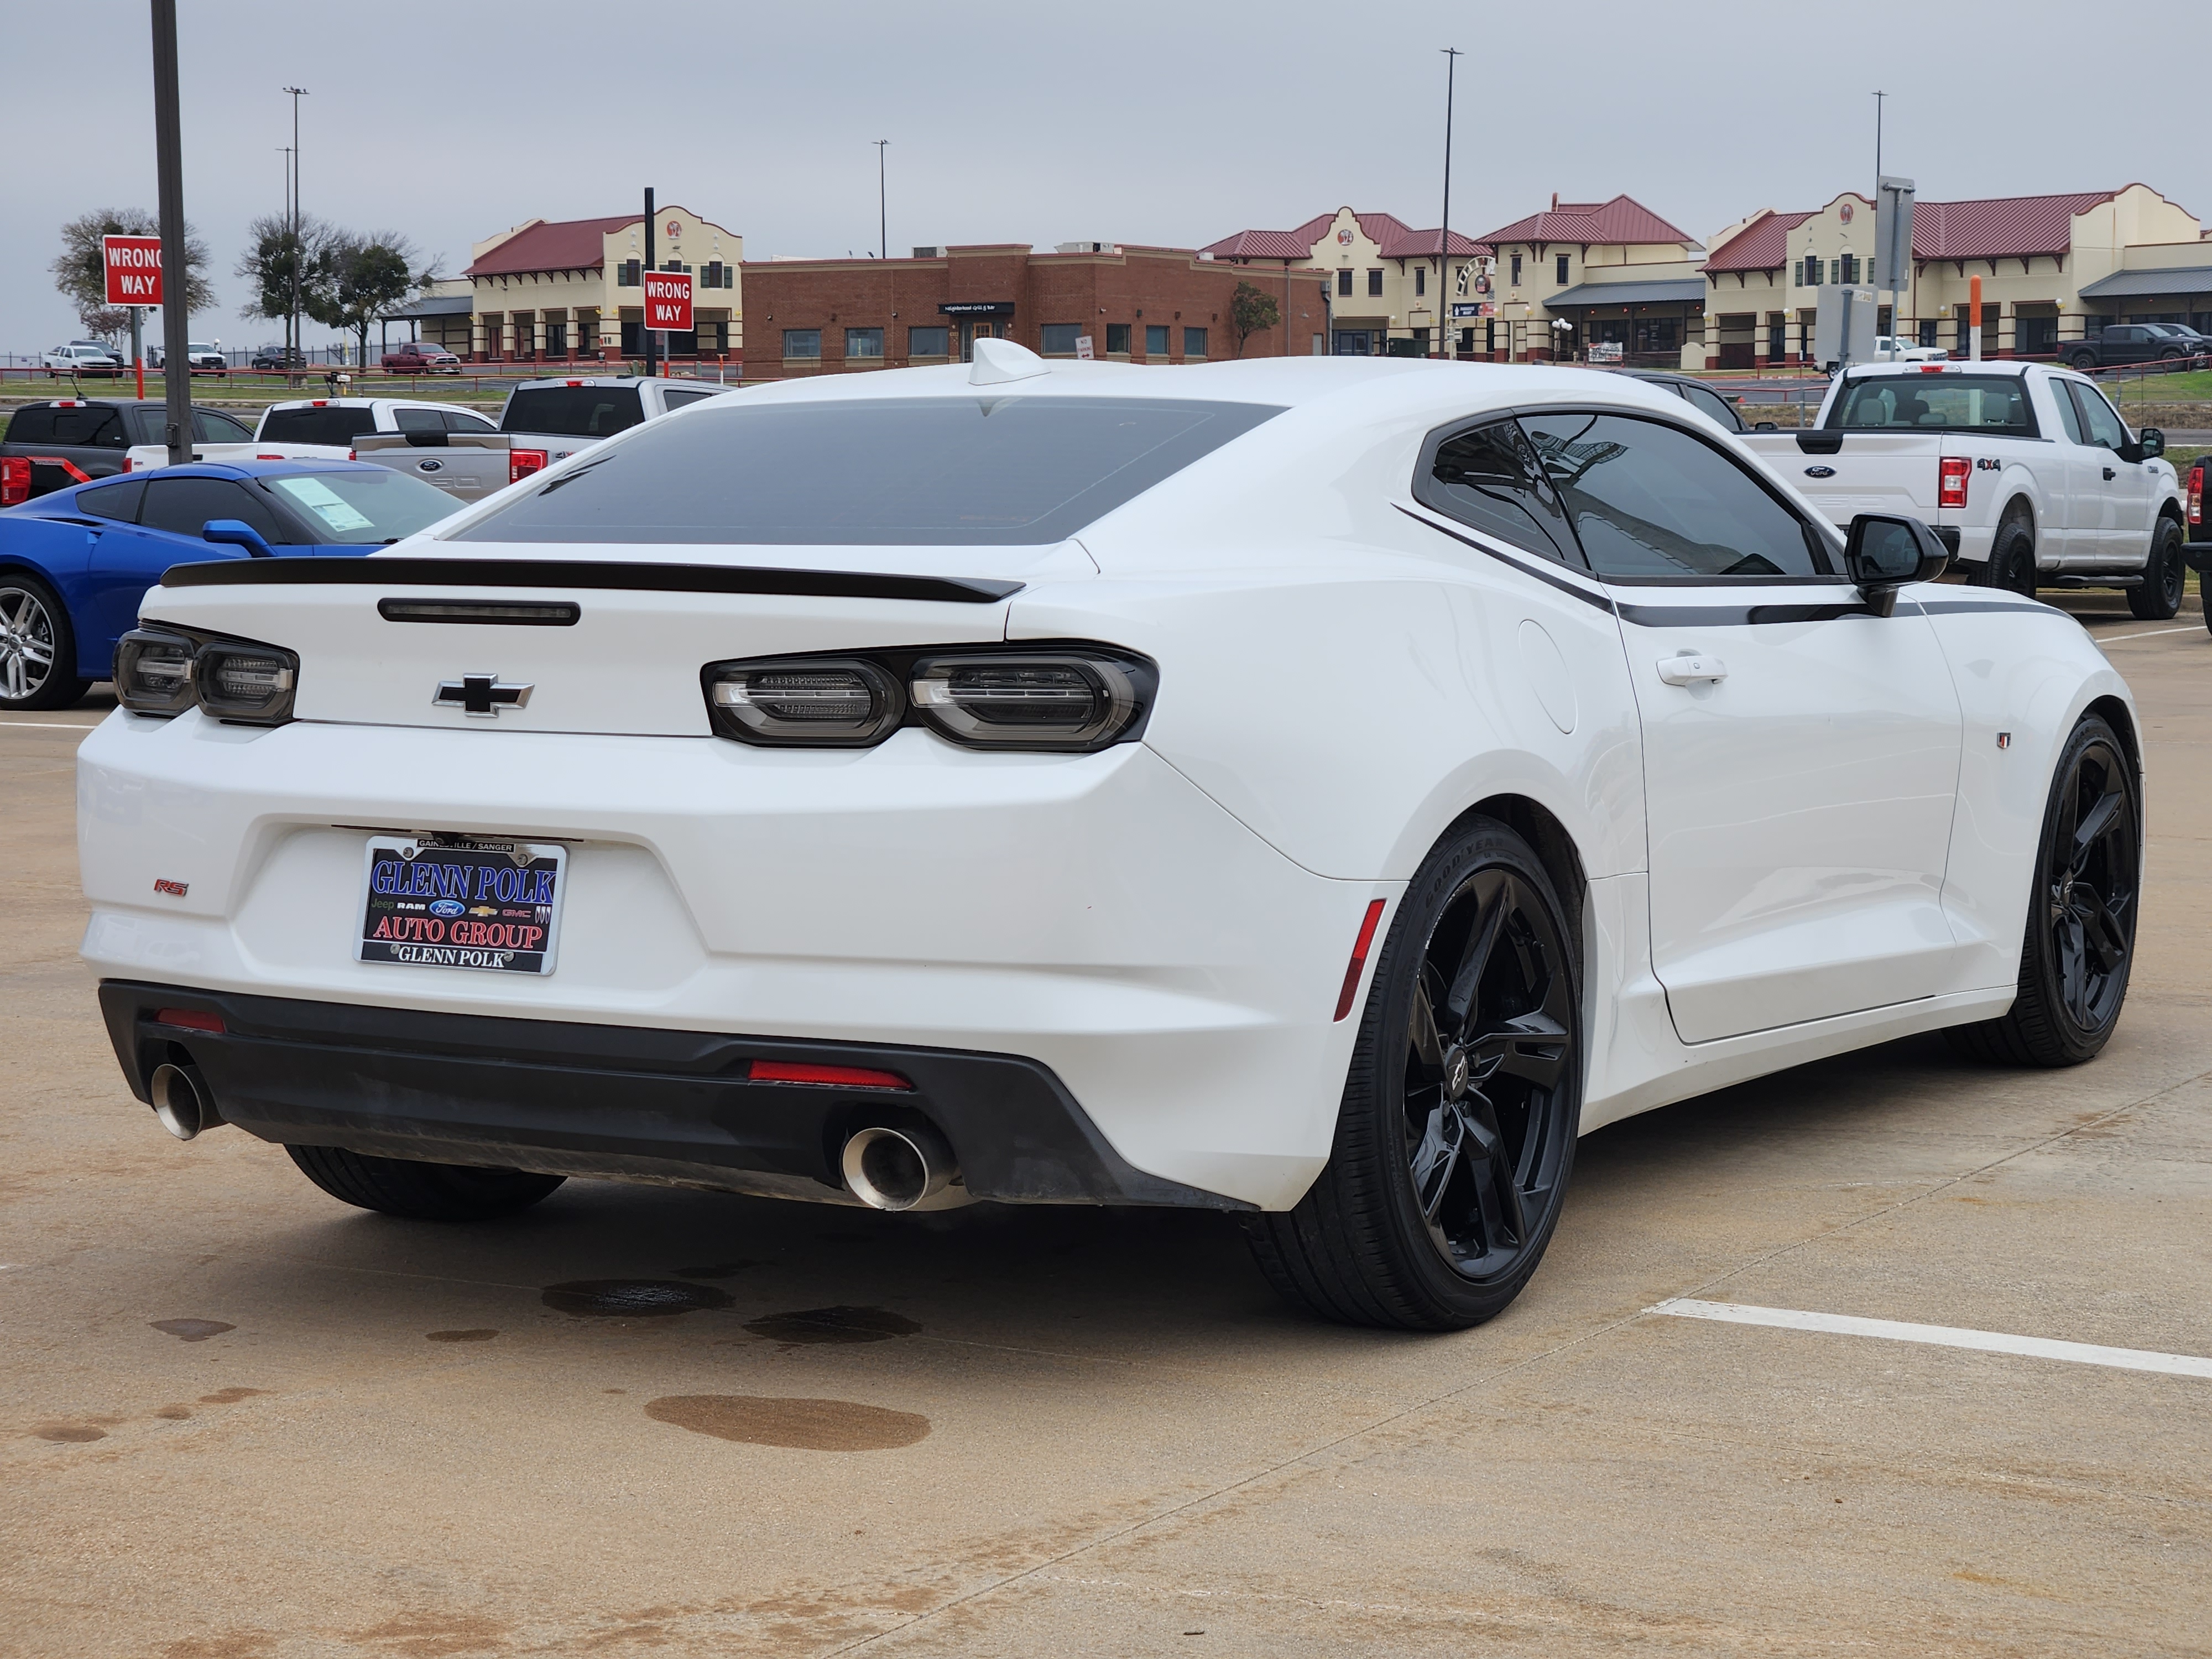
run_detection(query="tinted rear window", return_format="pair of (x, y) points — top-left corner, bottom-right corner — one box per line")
(1827, 375), (2036, 436)
(456, 396), (1284, 546)
(14, 405), (126, 447)
(259, 406), (379, 445)
(502, 386), (645, 438)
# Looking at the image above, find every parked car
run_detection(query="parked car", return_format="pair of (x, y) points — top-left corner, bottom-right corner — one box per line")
(2064, 325), (2195, 369)
(73, 349), (2141, 1333)
(2141, 322), (2212, 358)
(2, 399), (256, 502)
(381, 341), (462, 374)
(44, 342), (126, 377)
(148, 341), (228, 374)
(1874, 335), (1949, 363)
(1741, 361), (2185, 615)
(497, 375), (734, 472)
(250, 347), (308, 372)
(0, 460), (464, 708)
(1609, 368), (1770, 434)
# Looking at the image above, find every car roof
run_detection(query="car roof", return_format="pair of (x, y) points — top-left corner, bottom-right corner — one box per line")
(508, 375), (723, 390)
(15, 396), (166, 409)
(263, 397), (477, 413)
(1838, 361), (2033, 379)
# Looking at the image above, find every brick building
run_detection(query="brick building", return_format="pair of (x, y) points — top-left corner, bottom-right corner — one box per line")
(739, 243), (1307, 380)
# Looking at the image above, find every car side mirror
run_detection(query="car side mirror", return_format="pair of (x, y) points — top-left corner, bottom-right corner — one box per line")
(1844, 513), (1950, 616)
(202, 518), (274, 558)
(2134, 427), (2165, 460)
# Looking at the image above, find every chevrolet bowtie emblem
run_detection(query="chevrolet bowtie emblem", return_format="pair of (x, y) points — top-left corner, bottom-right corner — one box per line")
(433, 673), (533, 717)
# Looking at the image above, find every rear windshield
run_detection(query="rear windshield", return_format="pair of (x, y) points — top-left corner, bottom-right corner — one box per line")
(259, 406), (379, 445)
(264, 469), (463, 544)
(1826, 375), (2037, 436)
(455, 396), (1284, 546)
(502, 385), (645, 439)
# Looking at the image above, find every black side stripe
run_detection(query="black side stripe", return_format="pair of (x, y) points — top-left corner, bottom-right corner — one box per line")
(1615, 599), (1882, 627)
(1394, 504), (1616, 614)
(1918, 597), (2056, 617)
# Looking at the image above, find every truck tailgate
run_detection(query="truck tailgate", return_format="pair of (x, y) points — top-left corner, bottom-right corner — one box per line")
(1740, 431), (1940, 528)
(349, 431), (513, 507)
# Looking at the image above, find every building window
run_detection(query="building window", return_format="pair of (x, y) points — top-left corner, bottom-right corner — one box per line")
(1367, 268), (1383, 298)
(1839, 254), (1859, 285)
(1145, 324), (1169, 355)
(662, 260), (690, 274)
(617, 259), (640, 287)
(1510, 253), (1522, 287)
(1040, 323), (1083, 355)
(703, 261), (723, 288)
(1183, 326), (1208, 358)
(782, 328), (821, 359)
(1415, 266), (1426, 296)
(1105, 322), (1131, 354)
(845, 327), (883, 358)
(907, 325), (949, 357)
(1919, 319), (1939, 348)
(1556, 254), (1569, 286)
(1337, 269), (1353, 298)
(545, 321), (567, 355)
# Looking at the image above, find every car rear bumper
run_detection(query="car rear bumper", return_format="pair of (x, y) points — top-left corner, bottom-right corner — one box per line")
(100, 980), (1243, 1209)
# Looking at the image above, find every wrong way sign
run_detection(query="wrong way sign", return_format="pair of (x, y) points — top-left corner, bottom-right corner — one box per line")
(103, 235), (164, 306)
(643, 269), (693, 332)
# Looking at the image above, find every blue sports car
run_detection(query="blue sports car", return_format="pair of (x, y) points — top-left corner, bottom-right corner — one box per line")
(0, 460), (463, 710)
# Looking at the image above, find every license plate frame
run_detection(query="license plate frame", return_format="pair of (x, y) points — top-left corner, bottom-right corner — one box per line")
(357, 833), (566, 975)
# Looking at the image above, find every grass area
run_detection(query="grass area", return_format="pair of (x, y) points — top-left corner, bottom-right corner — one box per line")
(2104, 368), (2212, 408)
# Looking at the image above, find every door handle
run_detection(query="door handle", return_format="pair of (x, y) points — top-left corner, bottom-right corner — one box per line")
(1656, 653), (1728, 686)
(2104, 467), (2116, 481)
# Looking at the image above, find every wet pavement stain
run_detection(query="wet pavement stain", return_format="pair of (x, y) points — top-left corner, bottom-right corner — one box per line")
(33, 1423), (107, 1442)
(198, 1387), (268, 1405)
(743, 1306), (921, 1345)
(541, 1280), (733, 1318)
(425, 1329), (499, 1343)
(150, 1318), (234, 1342)
(154, 1405), (193, 1420)
(645, 1394), (931, 1451)
(674, 1261), (761, 1278)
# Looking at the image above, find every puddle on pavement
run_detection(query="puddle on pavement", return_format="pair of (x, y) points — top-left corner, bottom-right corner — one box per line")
(743, 1306), (921, 1345)
(198, 1387), (268, 1405)
(425, 1329), (499, 1343)
(150, 1318), (234, 1342)
(674, 1261), (761, 1279)
(33, 1423), (108, 1443)
(541, 1280), (734, 1318)
(645, 1394), (930, 1451)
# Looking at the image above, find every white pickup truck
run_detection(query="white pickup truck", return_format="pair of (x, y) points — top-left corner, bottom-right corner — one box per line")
(497, 376), (735, 472)
(123, 397), (499, 475)
(1740, 361), (2187, 618)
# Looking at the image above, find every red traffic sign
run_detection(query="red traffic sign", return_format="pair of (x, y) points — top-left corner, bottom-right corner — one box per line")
(103, 235), (165, 306)
(643, 270), (693, 332)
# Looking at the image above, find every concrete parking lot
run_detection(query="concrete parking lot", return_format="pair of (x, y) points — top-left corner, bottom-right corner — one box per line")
(3, 601), (2207, 1658)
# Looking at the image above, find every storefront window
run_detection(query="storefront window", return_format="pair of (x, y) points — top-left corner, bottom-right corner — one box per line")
(1040, 324), (1083, 355)
(1183, 327), (1208, 358)
(783, 329), (821, 359)
(1105, 323), (1131, 354)
(1145, 324), (1169, 355)
(846, 328), (884, 358)
(907, 326), (949, 357)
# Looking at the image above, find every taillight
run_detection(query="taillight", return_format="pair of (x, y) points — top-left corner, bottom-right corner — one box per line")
(0, 456), (29, 507)
(1939, 455), (1970, 510)
(909, 653), (1147, 752)
(510, 448), (547, 483)
(114, 629), (198, 716)
(123, 456), (134, 473)
(2190, 463), (2203, 527)
(707, 658), (902, 747)
(116, 628), (299, 726)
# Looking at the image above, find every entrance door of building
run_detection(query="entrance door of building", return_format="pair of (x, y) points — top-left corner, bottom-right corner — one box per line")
(1333, 328), (1378, 354)
(960, 320), (999, 361)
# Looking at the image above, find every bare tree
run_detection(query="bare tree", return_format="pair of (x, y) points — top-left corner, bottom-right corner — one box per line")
(51, 207), (213, 339)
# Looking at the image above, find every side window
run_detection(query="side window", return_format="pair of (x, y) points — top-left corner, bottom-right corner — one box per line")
(6, 407), (56, 445)
(1680, 383), (1744, 433)
(138, 477), (289, 542)
(2069, 383), (2130, 451)
(76, 478), (146, 522)
(445, 411), (496, 433)
(393, 407), (445, 433)
(661, 389), (715, 410)
(2048, 380), (2086, 444)
(193, 409), (253, 442)
(1416, 417), (1582, 566)
(1519, 411), (1830, 580)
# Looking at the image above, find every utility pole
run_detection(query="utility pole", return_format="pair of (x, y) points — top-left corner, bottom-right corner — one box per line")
(152, 0), (192, 465)
(1439, 48), (1460, 358)
(284, 86), (306, 371)
(643, 186), (658, 379)
(1873, 90), (1885, 194)
(875, 139), (889, 259)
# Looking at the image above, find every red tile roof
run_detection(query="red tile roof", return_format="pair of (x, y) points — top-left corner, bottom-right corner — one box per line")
(1702, 210), (1815, 273)
(465, 214), (637, 278)
(1202, 212), (1488, 262)
(1909, 191), (2120, 261)
(1378, 227), (1489, 259)
(1473, 195), (1694, 249)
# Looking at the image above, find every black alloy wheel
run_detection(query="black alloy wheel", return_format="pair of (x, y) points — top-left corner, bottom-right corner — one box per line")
(2127, 519), (2185, 621)
(1948, 713), (2139, 1067)
(1244, 817), (1580, 1329)
(0, 574), (89, 712)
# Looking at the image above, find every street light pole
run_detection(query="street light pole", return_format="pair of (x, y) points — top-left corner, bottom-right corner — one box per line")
(1439, 46), (1459, 357)
(151, 0), (192, 465)
(283, 85), (306, 371)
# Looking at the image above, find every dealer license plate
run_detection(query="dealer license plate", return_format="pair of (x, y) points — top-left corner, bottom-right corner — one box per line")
(357, 834), (566, 975)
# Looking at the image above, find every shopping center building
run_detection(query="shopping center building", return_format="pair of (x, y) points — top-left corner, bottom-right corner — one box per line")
(456, 207), (743, 364)
(1199, 208), (1489, 357)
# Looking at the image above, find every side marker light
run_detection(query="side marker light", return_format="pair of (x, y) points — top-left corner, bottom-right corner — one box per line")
(1334, 899), (1388, 1022)
(748, 1060), (912, 1091)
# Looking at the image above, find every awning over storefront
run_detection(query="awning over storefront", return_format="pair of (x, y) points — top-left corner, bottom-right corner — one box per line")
(2077, 265), (2212, 300)
(1544, 277), (1707, 310)
(379, 293), (474, 320)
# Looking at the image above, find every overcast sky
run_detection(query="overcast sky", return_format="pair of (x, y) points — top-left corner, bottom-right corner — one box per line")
(7, 0), (2202, 354)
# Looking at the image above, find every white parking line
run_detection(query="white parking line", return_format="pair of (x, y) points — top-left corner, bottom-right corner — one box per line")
(0, 722), (100, 732)
(1649, 1298), (2212, 1379)
(2091, 624), (2202, 643)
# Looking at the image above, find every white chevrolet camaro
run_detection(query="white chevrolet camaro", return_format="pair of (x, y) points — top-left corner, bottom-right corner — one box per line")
(79, 343), (2141, 1331)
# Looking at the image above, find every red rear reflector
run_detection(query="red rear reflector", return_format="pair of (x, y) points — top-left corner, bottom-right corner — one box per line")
(1, 456), (31, 506)
(510, 448), (547, 483)
(154, 1007), (225, 1034)
(257, 453), (283, 460)
(1939, 455), (1971, 510)
(748, 1060), (912, 1091)
(1333, 899), (1389, 1022)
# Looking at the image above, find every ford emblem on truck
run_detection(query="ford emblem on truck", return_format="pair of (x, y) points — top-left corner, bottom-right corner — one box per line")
(1804, 465), (1836, 478)
(417, 458), (444, 472)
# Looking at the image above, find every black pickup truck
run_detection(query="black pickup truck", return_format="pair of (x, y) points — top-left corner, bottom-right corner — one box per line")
(2064, 324), (2209, 369)
(0, 399), (255, 503)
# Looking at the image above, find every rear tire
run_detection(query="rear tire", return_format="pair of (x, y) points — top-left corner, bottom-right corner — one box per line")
(1974, 519), (2039, 598)
(2127, 519), (2185, 620)
(1945, 712), (2138, 1067)
(286, 1144), (565, 1222)
(0, 572), (91, 711)
(2069, 350), (2097, 371)
(1244, 817), (1580, 1330)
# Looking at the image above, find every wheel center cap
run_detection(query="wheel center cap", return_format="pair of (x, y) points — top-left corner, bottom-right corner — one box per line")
(1443, 1048), (1472, 1100)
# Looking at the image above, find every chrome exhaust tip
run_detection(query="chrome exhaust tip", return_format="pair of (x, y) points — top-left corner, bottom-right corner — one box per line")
(148, 1061), (214, 1142)
(840, 1122), (958, 1212)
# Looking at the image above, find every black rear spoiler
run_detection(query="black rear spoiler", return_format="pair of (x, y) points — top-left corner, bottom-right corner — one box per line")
(158, 556), (1022, 606)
